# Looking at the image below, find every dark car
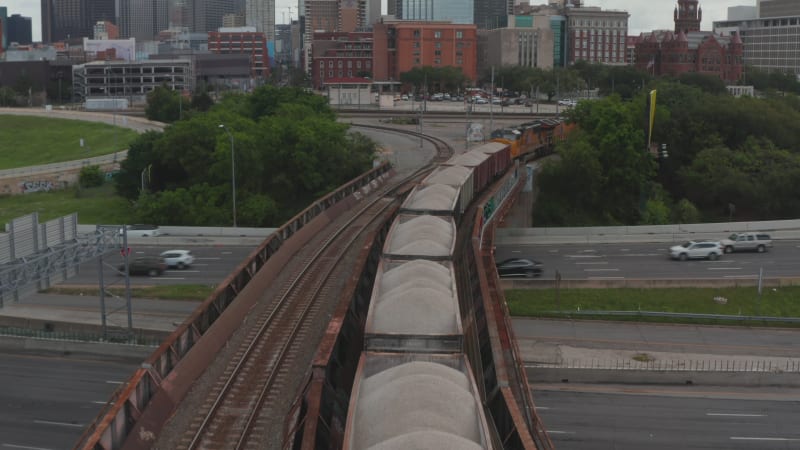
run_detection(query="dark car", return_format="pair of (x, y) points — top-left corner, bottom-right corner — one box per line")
(495, 258), (543, 278)
(118, 257), (167, 276)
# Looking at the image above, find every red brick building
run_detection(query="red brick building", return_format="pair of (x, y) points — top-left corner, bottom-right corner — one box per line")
(372, 20), (478, 83)
(311, 32), (373, 90)
(634, 0), (743, 83)
(208, 28), (270, 79)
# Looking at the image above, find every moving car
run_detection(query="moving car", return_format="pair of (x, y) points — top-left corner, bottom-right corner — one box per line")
(669, 241), (723, 261)
(118, 257), (166, 276)
(120, 224), (161, 238)
(495, 258), (543, 277)
(719, 232), (772, 253)
(160, 249), (195, 269)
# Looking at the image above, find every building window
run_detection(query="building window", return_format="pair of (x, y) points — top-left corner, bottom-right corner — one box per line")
(338, 61), (343, 68)
(348, 70), (352, 76)
(357, 61), (362, 68)
(329, 71), (333, 77)
(415, 58), (420, 64)
(347, 61), (352, 68)
(434, 31), (441, 38)
(434, 58), (441, 64)
(328, 61), (334, 68)
(413, 41), (420, 48)
(457, 58), (463, 64)
(435, 42), (441, 48)
(414, 30), (420, 38)
(456, 31), (463, 39)
(338, 70), (343, 77)
(319, 61), (324, 68)
(366, 61), (371, 68)
(320, 70), (324, 79)
(435, 50), (441, 56)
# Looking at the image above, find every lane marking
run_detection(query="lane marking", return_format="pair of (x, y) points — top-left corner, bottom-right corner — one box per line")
(511, 250), (521, 253)
(157, 277), (186, 280)
(620, 253), (660, 257)
(221, 252), (233, 255)
(566, 255), (602, 258)
(92, 400), (111, 405)
(588, 276), (625, 280)
(707, 413), (766, 417)
(724, 275), (758, 279)
(708, 267), (742, 270)
(32, 420), (84, 428)
(584, 268), (619, 272)
(106, 380), (124, 385)
(2, 444), (57, 450)
(535, 406), (550, 410)
(576, 262), (608, 265)
(547, 430), (576, 435)
(166, 270), (200, 273)
(731, 437), (800, 441)
(197, 257), (221, 260)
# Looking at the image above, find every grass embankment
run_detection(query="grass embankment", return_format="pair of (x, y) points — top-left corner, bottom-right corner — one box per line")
(46, 284), (216, 301)
(0, 115), (138, 169)
(506, 286), (800, 326)
(0, 184), (131, 224)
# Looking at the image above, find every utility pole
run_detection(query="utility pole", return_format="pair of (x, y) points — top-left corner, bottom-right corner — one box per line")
(489, 66), (494, 137)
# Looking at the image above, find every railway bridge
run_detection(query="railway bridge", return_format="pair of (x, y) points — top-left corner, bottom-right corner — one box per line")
(61, 123), (549, 449)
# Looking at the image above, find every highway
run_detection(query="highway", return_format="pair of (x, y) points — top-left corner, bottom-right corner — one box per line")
(533, 386), (800, 450)
(60, 244), (256, 286)
(495, 241), (800, 280)
(0, 350), (139, 450)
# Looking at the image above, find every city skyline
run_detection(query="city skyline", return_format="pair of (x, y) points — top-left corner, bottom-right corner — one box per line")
(2, 0), (757, 43)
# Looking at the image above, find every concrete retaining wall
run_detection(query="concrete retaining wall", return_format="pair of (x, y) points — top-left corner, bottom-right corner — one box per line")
(528, 367), (800, 387)
(0, 335), (154, 360)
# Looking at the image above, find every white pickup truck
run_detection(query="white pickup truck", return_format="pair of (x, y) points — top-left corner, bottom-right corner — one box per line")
(720, 232), (772, 253)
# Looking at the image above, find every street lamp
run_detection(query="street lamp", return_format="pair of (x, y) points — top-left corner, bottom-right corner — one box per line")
(218, 124), (237, 227)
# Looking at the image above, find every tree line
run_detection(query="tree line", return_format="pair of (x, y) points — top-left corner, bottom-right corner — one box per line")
(115, 85), (377, 227)
(534, 76), (800, 226)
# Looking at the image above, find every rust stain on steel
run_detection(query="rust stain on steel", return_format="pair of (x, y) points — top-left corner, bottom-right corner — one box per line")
(298, 371), (325, 450)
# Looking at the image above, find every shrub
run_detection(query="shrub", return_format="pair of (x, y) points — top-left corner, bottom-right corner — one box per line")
(79, 165), (105, 188)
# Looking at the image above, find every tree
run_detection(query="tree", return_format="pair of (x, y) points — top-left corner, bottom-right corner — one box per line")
(145, 85), (182, 123)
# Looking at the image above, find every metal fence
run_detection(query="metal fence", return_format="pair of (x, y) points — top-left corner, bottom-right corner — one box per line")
(0, 213), (81, 305)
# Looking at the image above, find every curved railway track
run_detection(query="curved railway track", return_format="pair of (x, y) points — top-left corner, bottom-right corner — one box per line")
(175, 128), (453, 449)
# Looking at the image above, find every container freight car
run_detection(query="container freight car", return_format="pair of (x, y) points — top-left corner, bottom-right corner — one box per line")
(365, 259), (462, 353)
(422, 165), (475, 214)
(475, 141), (512, 178)
(443, 151), (493, 197)
(342, 352), (493, 450)
(382, 214), (456, 261)
(399, 183), (461, 218)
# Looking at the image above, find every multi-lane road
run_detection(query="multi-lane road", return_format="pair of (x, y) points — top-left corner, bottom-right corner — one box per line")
(495, 241), (800, 280)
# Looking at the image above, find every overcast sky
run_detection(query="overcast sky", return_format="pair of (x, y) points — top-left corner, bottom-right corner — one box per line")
(2, 0), (755, 43)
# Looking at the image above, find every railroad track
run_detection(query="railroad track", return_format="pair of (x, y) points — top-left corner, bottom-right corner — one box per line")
(177, 129), (453, 450)
(350, 123), (454, 162)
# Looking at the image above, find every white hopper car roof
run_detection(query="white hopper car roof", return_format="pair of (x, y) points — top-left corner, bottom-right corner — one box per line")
(347, 356), (489, 450)
(422, 165), (473, 186)
(400, 183), (460, 212)
(383, 214), (456, 259)
(445, 150), (491, 167)
(370, 259), (459, 335)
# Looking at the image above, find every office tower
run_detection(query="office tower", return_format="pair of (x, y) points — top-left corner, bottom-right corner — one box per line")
(247, 0), (276, 41)
(474, 0), (511, 29)
(40, 0), (116, 43)
(0, 7), (6, 49)
(118, 0), (169, 40)
(7, 14), (33, 45)
(758, 0), (800, 18)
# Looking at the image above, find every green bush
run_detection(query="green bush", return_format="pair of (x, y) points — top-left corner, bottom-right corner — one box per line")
(79, 165), (105, 188)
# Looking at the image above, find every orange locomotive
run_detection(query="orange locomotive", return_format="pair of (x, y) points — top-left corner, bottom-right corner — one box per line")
(490, 118), (576, 160)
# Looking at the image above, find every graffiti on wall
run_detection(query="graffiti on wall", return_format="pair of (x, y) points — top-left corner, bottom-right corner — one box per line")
(19, 180), (55, 193)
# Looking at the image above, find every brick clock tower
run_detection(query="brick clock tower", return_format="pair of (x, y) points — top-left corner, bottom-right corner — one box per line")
(674, 0), (701, 34)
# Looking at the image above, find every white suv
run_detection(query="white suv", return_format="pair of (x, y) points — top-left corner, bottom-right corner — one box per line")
(669, 241), (723, 261)
(160, 250), (194, 269)
(120, 224), (161, 238)
(720, 232), (772, 253)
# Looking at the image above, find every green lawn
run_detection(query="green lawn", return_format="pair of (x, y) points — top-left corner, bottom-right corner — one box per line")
(0, 115), (138, 169)
(506, 286), (800, 326)
(0, 185), (132, 224)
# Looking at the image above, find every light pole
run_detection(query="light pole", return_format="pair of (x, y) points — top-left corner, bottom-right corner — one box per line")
(218, 124), (237, 227)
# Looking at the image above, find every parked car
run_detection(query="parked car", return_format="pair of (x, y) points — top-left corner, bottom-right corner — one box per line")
(496, 258), (543, 277)
(120, 224), (161, 238)
(118, 256), (166, 276)
(669, 241), (723, 261)
(160, 249), (195, 269)
(720, 232), (773, 253)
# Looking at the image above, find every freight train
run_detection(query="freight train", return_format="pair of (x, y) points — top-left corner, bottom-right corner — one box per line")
(290, 118), (576, 449)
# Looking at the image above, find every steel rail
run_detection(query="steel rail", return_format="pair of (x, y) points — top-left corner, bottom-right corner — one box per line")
(185, 128), (453, 449)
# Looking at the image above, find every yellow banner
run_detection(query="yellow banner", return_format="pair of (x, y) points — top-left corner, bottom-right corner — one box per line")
(648, 90), (657, 149)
